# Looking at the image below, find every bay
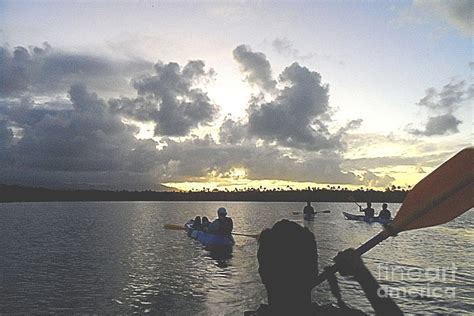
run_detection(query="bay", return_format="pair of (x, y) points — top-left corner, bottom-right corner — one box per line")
(0, 201), (472, 314)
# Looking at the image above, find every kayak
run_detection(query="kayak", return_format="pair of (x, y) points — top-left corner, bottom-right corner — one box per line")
(342, 212), (391, 225)
(184, 220), (235, 249)
(304, 214), (316, 221)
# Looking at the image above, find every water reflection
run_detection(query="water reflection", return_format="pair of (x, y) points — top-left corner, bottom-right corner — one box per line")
(207, 249), (233, 268)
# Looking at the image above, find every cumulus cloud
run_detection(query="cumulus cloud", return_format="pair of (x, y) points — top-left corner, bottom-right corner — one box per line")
(0, 85), (165, 189)
(0, 43), (151, 97)
(109, 60), (219, 136)
(408, 79), (472, 136)
(218, 117), (247, 144)
(246, 61), (340, 151)
(233, 45), (277, 93)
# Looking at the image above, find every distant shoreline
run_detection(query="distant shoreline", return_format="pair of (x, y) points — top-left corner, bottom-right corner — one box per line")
(0, 185), (407, 203)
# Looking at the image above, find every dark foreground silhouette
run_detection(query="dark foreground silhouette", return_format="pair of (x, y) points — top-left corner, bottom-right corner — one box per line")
(245, 220), (402, 315)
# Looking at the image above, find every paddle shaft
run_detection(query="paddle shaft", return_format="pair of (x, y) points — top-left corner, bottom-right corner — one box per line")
(293, 210), (330, 215)
(313, 231), (388, 286)
(164, 224), (259, 239)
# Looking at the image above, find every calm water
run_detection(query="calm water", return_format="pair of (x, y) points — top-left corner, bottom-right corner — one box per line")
(0, 202), (472, 314)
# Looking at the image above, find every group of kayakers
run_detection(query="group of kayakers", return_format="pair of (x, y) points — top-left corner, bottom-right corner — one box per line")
(191, 207), (233, 235)
(186, 204), (402, 315)
(359, 202), (392, 221)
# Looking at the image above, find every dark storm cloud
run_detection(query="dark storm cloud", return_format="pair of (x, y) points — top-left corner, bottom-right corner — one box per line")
(408, 79), (471, 136)
(246, 62), (340, 151)
(233, 45), (276, 93)
(109, 60), (219, 137)
(0, 84), (164, 189)
(0, 43), (152, 97)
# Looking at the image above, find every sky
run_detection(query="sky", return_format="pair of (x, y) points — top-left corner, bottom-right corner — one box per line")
(0, 0), (472, 191)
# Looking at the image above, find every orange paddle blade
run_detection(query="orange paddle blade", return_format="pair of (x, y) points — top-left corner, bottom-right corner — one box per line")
(164, 224), (185, 230)
(391, 147), (474, 233)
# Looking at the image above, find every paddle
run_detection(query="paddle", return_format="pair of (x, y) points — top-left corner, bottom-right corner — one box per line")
(313, 147), (474, 288)
(163, 224), (260, 239)
(349, 196), (362, 209)
(292, 210), (331, 215)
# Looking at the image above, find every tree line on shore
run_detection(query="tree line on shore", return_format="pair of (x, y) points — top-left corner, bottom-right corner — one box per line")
(0, 184), (407, 203)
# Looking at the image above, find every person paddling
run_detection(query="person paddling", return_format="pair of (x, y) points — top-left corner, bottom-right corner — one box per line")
(245, 220), (402, 315)
(201, 216), (210, 231)
(192, 216), (202, 230)
(378, 203), (391, 220)
(208, 207), (233, 236)
(359, 202), (375, 222)
(303, 201), (315, 216)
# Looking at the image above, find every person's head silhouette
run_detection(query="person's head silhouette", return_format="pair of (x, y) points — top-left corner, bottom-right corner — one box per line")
(257, 220), (318, 313)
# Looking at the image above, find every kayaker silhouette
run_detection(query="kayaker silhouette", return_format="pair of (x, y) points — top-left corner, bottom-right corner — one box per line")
(303, 201), (315, 215)
(359, 202), (375, 222)
(201, 216), (211, 231)
(208, 207), (233, 235)
(379, 203), (391, 220)
(245, 220), (402, 315)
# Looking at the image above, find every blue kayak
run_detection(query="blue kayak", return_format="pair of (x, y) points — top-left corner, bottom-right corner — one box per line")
(342, 212), (391, 225)
(185, 220), (235, 249)
(303, 214), (316, 221)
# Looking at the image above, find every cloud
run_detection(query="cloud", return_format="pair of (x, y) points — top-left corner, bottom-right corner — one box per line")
(417, 80), (472, 111)
(409, 113), (462, 136)
(342, 152), (451, 170)
(109, 60), (219, 137)
(408, 79), (472, 136)
(246, 61), (340, 151)
(233, 44), (277, 93)
(272, 38), (314, 60)
(157, 135), (360, 185)
(420, 0), (473, 36)
(0, 85), (165, 190)
(218, 117), (247, 144)
(360, 170), (395, 188)
(397, 0), (473, 37)
(0, 43), (410, 190)
(0, 43), (152, 97)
